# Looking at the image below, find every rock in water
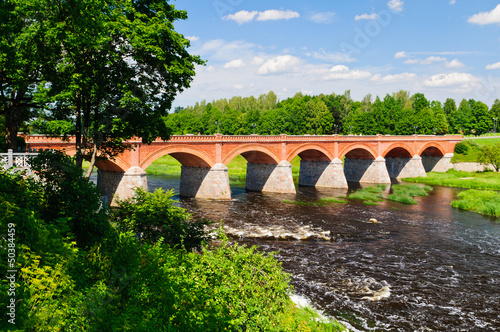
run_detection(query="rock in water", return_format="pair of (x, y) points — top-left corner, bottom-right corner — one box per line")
(369, 218), (379, 224)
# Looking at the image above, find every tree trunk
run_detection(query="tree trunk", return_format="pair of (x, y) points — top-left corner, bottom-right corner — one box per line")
(85, 142), (97, 178)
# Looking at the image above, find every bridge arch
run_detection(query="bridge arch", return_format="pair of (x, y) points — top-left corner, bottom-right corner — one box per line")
(287, 144), (333, 162)
(57, 146), (129, 172)
(339, 144), (378, 160)
(222, 144), (280, 165)
(141, 146), (216, 169)
(383, 143), (414, 158)
(418, 142), (446, 157)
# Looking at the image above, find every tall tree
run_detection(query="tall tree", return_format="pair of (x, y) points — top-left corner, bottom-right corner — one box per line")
(30, 0), (203, 174)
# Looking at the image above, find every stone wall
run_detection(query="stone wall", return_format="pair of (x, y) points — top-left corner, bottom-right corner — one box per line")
(299, 159), (347, 188)
(344, 157), (391, 184)
(180, 163), (231, 199)
(452, 162), (494, 172)
(246, 161), (295, 193)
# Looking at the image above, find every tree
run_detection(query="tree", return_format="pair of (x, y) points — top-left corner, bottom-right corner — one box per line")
(478, 142), (500, 172)
(443, 98), (457, 116)
(21, 0), (203, 174)
(0, 0), (48, 150)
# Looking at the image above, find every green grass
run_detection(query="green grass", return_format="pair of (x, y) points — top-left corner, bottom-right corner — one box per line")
(451, 137), (500, 163)
(347, 185), (385, 203)
(386, 184), (432, 204)
(288, 302), (349, 331)
(451, 189), (500, 217)
(403, 169), (500, 190)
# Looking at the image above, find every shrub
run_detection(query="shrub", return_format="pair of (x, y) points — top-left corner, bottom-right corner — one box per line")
(112, 187), (212, 251)
(28, 150), (110, 248)
(454, 141), (469, 155)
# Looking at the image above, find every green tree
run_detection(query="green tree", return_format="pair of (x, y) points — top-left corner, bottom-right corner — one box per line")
(478, 142), (500, 171)
(28, 0), (203, 174)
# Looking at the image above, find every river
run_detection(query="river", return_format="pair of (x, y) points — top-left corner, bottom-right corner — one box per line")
(144, 175), (500, 331)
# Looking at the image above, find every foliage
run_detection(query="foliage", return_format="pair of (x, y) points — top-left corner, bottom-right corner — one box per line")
(2, 0), (203, 172)
(112, 187), (211, 251)
(451, 189), (500, 217)
(478, 142), (500, 172)
(454, 141), (469, 155)
(28, 150), (110, 248)
(0, 160), (346, 331)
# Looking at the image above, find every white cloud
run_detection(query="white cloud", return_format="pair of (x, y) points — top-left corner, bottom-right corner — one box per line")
(309, 12), (336, 24)
(355, 13), (379, 21)
(486, 62), (500, 70)
(449, 0), (456, 4)
(387, 0), (404, 13)
(223, 10), (258, 25)
(446, 58), (465, 68)
(394, 51), (408, 59)
(224, 9), (299, 24)
(257, 9), (300, 21)
(401, 55), (464, 68)
(324, 65), (372, 80)
(224, 59), (245, 69)
(309, 49), (356, 63)
(423, 72), (479, 87)
(370, 72), (417, 83)
(468, 4), (500, 25)
(257, 55), (301, 75)
(186, 36), (199, 42)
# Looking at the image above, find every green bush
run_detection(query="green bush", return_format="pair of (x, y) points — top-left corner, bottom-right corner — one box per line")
(29, 150), (110, 248)
(112, 187), (212, 251)
(454, 141), (469, 155)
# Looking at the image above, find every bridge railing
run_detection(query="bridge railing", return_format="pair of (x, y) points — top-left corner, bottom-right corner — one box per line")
(0, 149), (39, 170)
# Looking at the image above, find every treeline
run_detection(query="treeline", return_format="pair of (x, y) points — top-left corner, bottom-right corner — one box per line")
(167, 90), (500, 136)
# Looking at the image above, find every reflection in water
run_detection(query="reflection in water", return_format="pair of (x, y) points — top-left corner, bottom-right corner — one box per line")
(145, 175), (500, 331)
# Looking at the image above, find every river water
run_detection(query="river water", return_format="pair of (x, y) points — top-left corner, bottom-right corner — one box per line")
(145, 175), (500, 331)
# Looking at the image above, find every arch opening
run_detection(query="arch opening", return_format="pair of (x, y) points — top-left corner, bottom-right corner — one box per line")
(385, 147), (412, 159)
(344, 148), (376, 160)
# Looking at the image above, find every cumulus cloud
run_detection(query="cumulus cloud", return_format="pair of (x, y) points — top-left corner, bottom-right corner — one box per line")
(257, 9), (300, 21)
(324, 65), (372, 80)
(468, 4), (500, 25)
(370, 72), (417, 83)
(257, 55), (301, 75)
(224, 9), (299, 24)
(400, 55), (464, 68)
(423, 72), (479, 87)
(355, 13), (379, 21)
(309, 11), (336, 24)
(387, 0), (404, 13)
(224, 59), (245, 69)
(186, 36), (200, 42)
(486, 62), (500, 70)
(394, 51), (408, 59)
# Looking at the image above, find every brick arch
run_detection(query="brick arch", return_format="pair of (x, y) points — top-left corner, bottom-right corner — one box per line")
(383, 143), (415, 158)
(418, 142), (446, 157)
(339, 144), (377, 160)
(222, 144), (280, 165)
(141, 146), (216, 169)
(287, 144), (333, 162)
(50, 145), (129, 172)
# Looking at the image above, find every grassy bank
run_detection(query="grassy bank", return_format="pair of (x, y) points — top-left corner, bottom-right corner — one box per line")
(451, 189), (500, 217)
(451, 136), (500, 163)
(403, 169), (500, 190)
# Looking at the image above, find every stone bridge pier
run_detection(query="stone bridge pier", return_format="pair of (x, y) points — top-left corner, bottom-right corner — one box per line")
(246, 160), (296, 193)
(97, 167), (148, 205)
(179, 163), (231, 199)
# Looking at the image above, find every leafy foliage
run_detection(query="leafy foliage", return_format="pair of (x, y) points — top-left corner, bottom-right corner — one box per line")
(478, 142), (500, 172)
(112, 187), (211, 251)
(454, 141), (469, 155)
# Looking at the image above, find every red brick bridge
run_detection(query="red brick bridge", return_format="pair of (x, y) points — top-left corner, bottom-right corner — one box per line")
(25, 134), (462, 204)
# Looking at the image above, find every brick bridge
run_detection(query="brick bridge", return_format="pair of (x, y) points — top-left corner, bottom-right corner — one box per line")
(25, 134), (462, 204)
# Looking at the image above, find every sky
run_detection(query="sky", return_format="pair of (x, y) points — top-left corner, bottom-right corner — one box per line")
(170, 0), (500, 109)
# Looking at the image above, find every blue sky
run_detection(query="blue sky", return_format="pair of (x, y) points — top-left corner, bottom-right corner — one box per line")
(171, 0), (500, 109)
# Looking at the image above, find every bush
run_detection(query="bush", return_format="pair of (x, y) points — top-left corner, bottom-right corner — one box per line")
(112, 187), (212, 251)
(454, 141), (469, 155)
(28, 150), (110, 248)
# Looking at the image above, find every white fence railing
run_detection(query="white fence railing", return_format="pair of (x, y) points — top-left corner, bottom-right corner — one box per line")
(0, 149), (39, 170)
